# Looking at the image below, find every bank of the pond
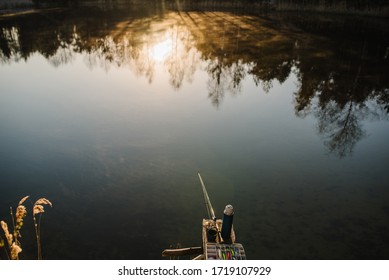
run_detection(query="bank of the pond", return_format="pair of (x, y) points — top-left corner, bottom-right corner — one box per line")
(1, 0), (388, 17)
(273, 3), (389, 17)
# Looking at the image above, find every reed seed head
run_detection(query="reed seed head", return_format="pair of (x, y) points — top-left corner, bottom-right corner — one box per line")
(33, 198), (52, 216)
(10, 242), (22, 260)
(15, 205), (27, 223)
(33, 205), (45, 215)
(34, 198), (52, 207)
(1, 220), (13, 247)
(18, 196), (29, 206)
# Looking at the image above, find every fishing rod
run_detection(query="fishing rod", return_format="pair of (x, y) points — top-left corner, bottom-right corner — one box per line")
(162, 173), (244, 259)
(198, 173), (235, 245)
(198, 172), (216, 221)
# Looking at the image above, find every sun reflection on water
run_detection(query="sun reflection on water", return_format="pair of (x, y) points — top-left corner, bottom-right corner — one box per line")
(149, 33), (172, 63)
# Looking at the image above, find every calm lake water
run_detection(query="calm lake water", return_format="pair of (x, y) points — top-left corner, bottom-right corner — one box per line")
(1, 4), (389, 259)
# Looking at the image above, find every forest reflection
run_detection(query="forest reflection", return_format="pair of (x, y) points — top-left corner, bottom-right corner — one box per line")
(1, 7), (388, 157)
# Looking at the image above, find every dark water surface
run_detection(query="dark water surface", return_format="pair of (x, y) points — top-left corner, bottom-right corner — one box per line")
(1, 5), (388, 259)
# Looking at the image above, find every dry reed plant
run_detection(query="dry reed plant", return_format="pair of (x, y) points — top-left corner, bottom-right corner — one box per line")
(0, 196), (52, 260)
(33, 198), (52, 260)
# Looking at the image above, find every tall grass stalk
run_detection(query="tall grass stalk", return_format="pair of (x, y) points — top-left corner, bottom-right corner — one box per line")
(32, 198), (52, 260)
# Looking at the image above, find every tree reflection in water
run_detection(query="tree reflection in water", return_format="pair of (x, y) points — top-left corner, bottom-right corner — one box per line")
(0, 7), (388, 157)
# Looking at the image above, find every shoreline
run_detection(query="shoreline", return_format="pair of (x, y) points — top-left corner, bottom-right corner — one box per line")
(273, 3), (389, 18)
(0, 3), (388, 19)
